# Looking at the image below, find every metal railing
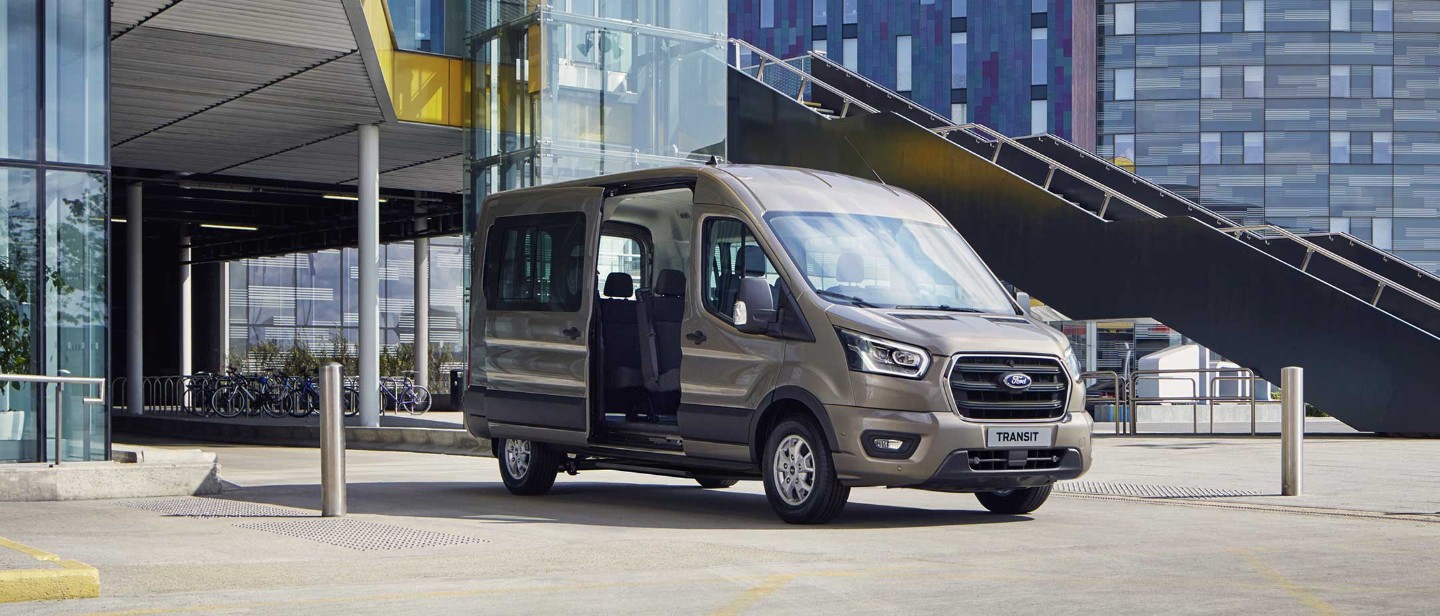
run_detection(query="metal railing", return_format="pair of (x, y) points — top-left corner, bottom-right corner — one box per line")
(0, 373), (106, 464)
(753, 46), (1440, 325)
(1080, 370), (1127, 434)
(1126, 368), (1266, 435)
(727, 39), (878, 119)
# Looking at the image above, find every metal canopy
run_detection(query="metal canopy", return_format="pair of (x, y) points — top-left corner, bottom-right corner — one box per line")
(110, 0), (463, 195)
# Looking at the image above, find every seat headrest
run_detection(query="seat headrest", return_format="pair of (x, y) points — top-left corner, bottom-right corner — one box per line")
(835, 253), (865, 284)
(603, 272), (634, 298)
(736, 245), (767, 277)
(654, 269), (686, 297)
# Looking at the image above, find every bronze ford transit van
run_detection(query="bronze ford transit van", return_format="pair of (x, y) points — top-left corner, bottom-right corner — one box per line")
(465, 164), (1092, 524)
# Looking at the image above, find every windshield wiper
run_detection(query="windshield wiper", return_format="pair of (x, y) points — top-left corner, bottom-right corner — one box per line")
(893, 304), (985, 313)
(815, 289), (879, 308)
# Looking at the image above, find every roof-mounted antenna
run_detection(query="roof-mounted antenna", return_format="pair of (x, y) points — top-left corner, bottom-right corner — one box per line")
(843, 136), (899, 195)
(705, 155), (719, 166)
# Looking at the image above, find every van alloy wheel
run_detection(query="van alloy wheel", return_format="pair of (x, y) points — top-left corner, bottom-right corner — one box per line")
(504, 439), (532, 479)
(773, 434), (817, 506)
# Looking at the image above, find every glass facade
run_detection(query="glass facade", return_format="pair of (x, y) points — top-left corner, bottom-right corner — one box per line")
(387, 0), (466, 55)
(227, 238), (467, 388)
(1097, 0), (1440, 271)
(0, 0), (108, 463)
(730, 0), (1092, 142)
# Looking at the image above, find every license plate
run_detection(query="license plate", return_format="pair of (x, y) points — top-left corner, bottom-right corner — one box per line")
(986, 426), (1055, 448)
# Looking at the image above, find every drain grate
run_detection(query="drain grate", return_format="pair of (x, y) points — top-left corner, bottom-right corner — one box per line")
(125, 498), (312, 518)
(234, 519), (487, 551)
(1056, 482), (1262, 499)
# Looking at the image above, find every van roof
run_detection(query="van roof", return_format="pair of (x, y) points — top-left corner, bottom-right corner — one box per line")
(505, 164), (942, 222)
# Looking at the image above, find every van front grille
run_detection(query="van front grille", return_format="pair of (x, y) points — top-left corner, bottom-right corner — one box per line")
(968, 448), (1066, 471)
(949, 355), (1069, 420)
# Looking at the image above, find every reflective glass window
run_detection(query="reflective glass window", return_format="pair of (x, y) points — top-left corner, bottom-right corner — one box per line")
(1201, 132), (1221, 164)
(386, 0), (462, 54)
(1, 1), (37, 161)
(951, 32), (967, 89)
(761, 0), (774, 28)
(1244, 0), (1264, 31)
(1374, 131), (1393, 163)
(1331, 65), (1351, 97)
(952, 0), (966, 18)
(1031, 100), (1047, 134)
(842, 38), (857, 71)
(1374, 0), (1393, 32)
(951, 103), (967, 124)
(1115, 134), (1136, 162)
(1201, 66), (1221, 98)
(1244, 66), (1264, 97)
(1032, 0), (1046, 13)
(0, 167), (38, 462)
(1331, 132), (1351, 163)
(843, 0), (856, 24)
(813, 0), (826, 25)
(1374, 217), (1393, 249)
(813, 39), (827, 55)
(1116, 3), (1135, 35)
(1331, 0), (1351, 30)
(43, 170), (106, 461)
(896, 36), (912, 92)
(44, 0), (105, 166)
(1374, 66), (1393, 98)
(482, 213), (588, 312)
(1330, 217), (1351, 234)
(1244, 131), (1264, 163)
(1116, 68), (1135, 100)
(1031, 28), (1047, 86)
(702, 219), (778, 321)
(1201, 0), (1221, 32)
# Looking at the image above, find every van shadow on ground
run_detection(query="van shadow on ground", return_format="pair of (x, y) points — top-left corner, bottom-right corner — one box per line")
(211, 480), (1031, 530)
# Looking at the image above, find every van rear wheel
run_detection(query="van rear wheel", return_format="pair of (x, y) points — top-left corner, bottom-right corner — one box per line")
(762, 417), (849, 524)
(498, 438), (560, 496)
(975, 485), (1053, 515)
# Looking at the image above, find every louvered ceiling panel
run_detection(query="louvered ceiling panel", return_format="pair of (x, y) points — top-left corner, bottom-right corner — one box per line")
(225, 123), (462, 192)
(111, 27), (340, 142)
(141, 0), (357, 52)
(110, 0), (176, 34)
(376, 155), (464, 193)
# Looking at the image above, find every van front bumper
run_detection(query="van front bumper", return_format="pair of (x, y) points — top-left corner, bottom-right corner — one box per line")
(825, 404), (1092, 489)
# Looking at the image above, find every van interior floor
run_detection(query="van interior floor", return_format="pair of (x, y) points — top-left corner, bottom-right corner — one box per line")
(599, 414), (682, 449)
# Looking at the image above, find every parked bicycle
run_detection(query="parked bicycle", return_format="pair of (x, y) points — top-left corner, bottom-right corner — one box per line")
(380, 376), (432, 415)
(212, 368), (289, 419)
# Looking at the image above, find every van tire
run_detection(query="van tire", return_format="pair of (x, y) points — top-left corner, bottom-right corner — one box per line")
(498, 438), (560, 496)
(695, 478), (738, 489)
(762, 417), (849, 524)
(975, 485), (1052, 514)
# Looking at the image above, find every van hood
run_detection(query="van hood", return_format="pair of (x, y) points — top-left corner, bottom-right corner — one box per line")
(824, 304), (1072, 357)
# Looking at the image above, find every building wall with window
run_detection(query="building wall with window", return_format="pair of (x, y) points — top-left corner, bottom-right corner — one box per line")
(730, 0), (1097, 148)
(1097, 0), (1440, 271)
(0, 0), (109, 463)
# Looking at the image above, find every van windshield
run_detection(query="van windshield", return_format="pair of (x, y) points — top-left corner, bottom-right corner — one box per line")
(767, 212), (1018, 314)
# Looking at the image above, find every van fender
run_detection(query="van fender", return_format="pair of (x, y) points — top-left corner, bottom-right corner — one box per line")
(750, 386), (842, 462)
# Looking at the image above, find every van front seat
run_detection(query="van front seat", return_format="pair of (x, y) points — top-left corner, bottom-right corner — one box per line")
(599, 272), (643, 417)
(637, 269), (685, 420)
(827, 252), (867, 297)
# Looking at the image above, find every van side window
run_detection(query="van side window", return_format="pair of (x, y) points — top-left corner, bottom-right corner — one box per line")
(597, 235), (644, 297)
(483, 213), (588, 312)
(702, 218), (778, 321)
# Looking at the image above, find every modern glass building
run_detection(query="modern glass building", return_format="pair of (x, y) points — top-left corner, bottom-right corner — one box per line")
(730, 0), (1097, 148)
(0, 0), (109, 462)
(1097, 0), (1440, 272)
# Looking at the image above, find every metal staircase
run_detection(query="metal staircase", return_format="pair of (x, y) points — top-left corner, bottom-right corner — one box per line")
(726, 39), (1440, 434)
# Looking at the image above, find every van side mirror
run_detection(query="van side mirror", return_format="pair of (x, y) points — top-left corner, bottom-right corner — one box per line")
(1015, 291), (1033, 317)
(733, 277), (777, 334)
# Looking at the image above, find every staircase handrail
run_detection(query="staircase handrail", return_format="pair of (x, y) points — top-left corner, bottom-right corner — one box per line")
(727, 39), (879, 117)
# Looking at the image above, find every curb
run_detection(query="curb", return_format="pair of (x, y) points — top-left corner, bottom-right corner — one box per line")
(0, 537), (99, 603)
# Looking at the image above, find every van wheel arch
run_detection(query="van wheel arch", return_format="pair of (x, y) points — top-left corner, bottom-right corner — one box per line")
(750, 386), (841, 464)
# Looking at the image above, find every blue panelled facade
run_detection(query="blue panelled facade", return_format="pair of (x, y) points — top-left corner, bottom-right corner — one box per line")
(0, 0), (109, 463)
(1099, 0), (1440, 272)
(731, 0), (1096, 148)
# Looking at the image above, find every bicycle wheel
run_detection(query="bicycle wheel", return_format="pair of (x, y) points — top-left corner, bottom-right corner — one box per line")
(342, 387), (360, 417)
(212, 387), (246, 419)
(183, 384), (206, 416)
(407, 386), (432, 415)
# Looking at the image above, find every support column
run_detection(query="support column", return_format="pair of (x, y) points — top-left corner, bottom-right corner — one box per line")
(413, 216), (429, 392)
(219, 262), (230, 369)
(357, 124), (381, 427)
(1084, 320), (1097, 373)
(126, 183), (143, 415)
(179, 234), (192, 377)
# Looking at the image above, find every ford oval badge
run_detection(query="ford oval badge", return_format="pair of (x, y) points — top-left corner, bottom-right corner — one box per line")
(1000, 372), (1033, 391)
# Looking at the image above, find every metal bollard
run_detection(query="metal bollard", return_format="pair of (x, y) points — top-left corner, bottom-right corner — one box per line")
(1281, 366), (1303, 496)
(320, 362), (347, 516)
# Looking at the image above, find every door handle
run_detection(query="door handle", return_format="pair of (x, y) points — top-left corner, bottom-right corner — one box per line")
(563, 326), (581, 340)
(686, 330), (707, 345)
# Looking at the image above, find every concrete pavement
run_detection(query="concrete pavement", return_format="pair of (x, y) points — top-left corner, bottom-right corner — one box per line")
(0, 435), (1437, 614)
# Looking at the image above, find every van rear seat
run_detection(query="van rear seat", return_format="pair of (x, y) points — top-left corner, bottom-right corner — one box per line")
(598, 272), (643, 415)
(638, 269), (685, 418)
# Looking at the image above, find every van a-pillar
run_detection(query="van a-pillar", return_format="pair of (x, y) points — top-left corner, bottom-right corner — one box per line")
(358, 124), (381, 427)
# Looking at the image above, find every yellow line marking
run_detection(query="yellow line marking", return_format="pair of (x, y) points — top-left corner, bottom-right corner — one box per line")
(0, 536), (100, 604)
(1233, 548), (1339, 615)
(710, 574), (796, 616)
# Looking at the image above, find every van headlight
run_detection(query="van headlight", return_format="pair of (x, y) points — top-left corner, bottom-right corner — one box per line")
(1063, 347), (1081, 382)
(837, 329), (931, 379)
